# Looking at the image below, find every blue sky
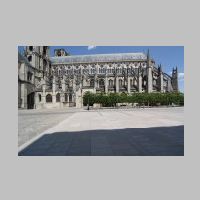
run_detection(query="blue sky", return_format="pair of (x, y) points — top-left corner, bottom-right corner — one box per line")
(18, 46), (184, 92)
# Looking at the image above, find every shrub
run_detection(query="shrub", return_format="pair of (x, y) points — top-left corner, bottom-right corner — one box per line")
(83, 92), (184, 107)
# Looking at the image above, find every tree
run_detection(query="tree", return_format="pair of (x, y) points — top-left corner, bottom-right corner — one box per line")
(83, 92), (184, 107)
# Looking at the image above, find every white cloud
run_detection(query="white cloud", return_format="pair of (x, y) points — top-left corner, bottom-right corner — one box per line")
(178, 72), (184, 80)
(88, 46), (96, 50)
(168, 72), (184, 81)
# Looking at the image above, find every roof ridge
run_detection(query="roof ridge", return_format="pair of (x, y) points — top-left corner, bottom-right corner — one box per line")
(51, 52), (145, 59)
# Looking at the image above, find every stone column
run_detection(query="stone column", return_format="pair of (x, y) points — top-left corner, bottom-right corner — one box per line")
(60, 78), (65, 106)
(34, 92), (39, 109)
(76, 87), (82, 108)
(60, 93), (65, 105)
(52, 77), (56, 104)
(61, 78), (66, 92)
(94, 74), (97, 93)
(60, 93), (64, 108)
(21, 83), (27, 108)
(67, 94), (69, 102)
(138, 75), (142, 93)
(72, 94), (75, 103)
(94, 75), (97, 88)
(72, 77), (76, 92)
(105, 75), (108, 94)
(147, 67), (153, 93)
(32, 53), (36, 69)
(160, 73), (164, 92)
(116, 76), (119, 93)
(42, 80), (46, 104)
(40, 57), (43, 70)
(127, 76), (131, 93)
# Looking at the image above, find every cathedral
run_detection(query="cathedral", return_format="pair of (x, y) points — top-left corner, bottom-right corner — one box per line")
(18, 46), (178, 109)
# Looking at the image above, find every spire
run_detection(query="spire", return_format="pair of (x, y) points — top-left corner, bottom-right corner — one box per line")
(147, 49), (151, 69)
(147, 49), (150, 61)
(160, 64), (162, 73)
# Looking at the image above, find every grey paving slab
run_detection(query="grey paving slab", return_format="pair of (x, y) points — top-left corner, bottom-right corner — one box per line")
(18, 108), (78, 146)
(18, 107), (184, 156)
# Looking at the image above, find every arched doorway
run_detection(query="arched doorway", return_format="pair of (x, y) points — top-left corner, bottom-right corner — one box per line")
(46, 94), (52, 103)
(27, 92), (35, 109)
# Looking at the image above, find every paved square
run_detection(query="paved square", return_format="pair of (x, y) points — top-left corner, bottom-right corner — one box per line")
(18, 107), (184, 156)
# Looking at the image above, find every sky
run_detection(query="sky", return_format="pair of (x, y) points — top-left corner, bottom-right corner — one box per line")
(18, 46), (184, 92)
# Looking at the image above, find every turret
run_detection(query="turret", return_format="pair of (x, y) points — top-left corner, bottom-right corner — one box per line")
(172, 66), (178, 92)
(25, 46), (49, 71)
(159, 64), (162, 73)
(54, 48), (69, 57)
(147, 49), (150, 67)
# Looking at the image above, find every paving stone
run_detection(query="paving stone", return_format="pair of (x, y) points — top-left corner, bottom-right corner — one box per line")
(19, 107), (184, 156)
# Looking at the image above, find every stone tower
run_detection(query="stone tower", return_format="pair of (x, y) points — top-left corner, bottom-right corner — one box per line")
(172, 67), (178, 92)
(25, 46), (50, 76)
(158, 64), (164, 92)
(24, 46), (52, 109)
(54, 48), (69, 57)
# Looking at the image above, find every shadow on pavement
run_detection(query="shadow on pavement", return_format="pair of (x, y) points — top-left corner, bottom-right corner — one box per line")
(19, 125), (184, 156)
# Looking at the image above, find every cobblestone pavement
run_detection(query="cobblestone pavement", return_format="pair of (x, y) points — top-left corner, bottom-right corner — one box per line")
(19, 107), (184, 156)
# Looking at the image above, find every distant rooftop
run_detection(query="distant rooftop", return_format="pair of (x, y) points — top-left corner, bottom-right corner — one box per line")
(50, 52), (147, 64)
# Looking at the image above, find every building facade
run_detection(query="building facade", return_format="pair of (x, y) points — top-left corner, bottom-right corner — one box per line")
(18, 46), (178, 109)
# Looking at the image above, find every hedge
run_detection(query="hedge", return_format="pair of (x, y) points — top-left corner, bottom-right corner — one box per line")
(83, 92), (184, 107)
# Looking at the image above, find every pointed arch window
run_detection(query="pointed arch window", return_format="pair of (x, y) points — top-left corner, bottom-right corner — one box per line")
(90, 79), (94, 87)
(99, 79), (104, 87)
(109, 79), (114, 87)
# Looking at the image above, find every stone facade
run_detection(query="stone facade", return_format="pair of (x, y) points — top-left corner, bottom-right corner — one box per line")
(18, 46), (178, 109)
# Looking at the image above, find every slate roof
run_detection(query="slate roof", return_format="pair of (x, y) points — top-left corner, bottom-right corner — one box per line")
(50, 53), (147, 64)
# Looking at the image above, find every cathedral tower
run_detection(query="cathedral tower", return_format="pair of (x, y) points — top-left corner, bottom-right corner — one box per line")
(25, 46), (51, 76)
(172, 66), (178, 92)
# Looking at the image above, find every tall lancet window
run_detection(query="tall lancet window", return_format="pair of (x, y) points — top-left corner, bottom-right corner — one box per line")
(90, 79), (94, 87)
(109, 79), (114, 87)
(99, 79), (104, 87)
